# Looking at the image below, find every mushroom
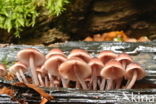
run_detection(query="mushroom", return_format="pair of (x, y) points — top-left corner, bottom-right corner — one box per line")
(43, 54), (68, 88)
(0, 64), (6, 77)
(98, 50), (118, 64)
(59, 57), (91, 90)
(68, 49), (91, 63)
(88, 58), (104, 90)
(125, 62), (146, 89)
(17, 48), (45, 85)
(9, 62), (28, 83)
(36, 67), (47, 87)
(100, 59), (125, 90)
(115, 53), (133, 89)
(116, 53), (133, 69)
(46, 48), (66, 59)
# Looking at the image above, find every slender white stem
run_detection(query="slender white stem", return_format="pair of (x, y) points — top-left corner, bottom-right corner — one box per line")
(106, 79), (113, 90)
(61, 77), (69, 88)
(126, 70), (137, 89)
(97, 78), (101, 88)
(48, 73), (54, 87)
(74, 68), (87, 90)
(100, 79), (106, 90)
(29, 55), (39, 85)
(92, 68), (97, 90)
(16, 72), (23, 82)
(19, 69), (28, 84)
(38, 73), (44, 87)
(121, 61), (126, 69)
(76, 82), (81, 89)
(45, 76), (48, 87)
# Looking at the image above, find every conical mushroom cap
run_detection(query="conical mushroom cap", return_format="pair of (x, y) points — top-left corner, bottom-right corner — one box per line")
(116, 53), (133, 64)
(59, 57), (91, 81)
(44, 54), (67, 76)
(68, 49), (91, 63)
(88, 58), (104, 76)
(17, 48), (45, 67)
(100, 59), (125, 80)
(9, 62), (27, 73)
(46, 48), (66, 59)
(36, 67), (47, 76)
(98, 51), (118, 64)
(125, 63), (146, 80)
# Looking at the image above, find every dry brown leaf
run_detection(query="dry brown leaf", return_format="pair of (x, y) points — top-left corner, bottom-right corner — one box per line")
(40, 98), (48, 104)
(0, 87), (15, 96)
(13, 82), (54, 100)
(4, 72), (15, 81)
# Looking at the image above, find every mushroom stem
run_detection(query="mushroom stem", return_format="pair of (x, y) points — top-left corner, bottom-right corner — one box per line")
(100, 79), (106, 90)
(48, 73), (54, 87)
(76, 82), (81, 89)
(121, 61), (126, 69)
(92, 68), (97, 90)
(16, 72), (23, 82)
(45, 76), (48, 87)
(106, 79), (113, 90)
(126, 70), (137, 89)
(115, 62), (125, 89)
(61, 77), (69, 88)
(38, 73), (44, 87)
(115, 78), (122, 89)
(29, 55), (39, 85)
(74, 68), (87, 90)
(19, 69), (28, 84)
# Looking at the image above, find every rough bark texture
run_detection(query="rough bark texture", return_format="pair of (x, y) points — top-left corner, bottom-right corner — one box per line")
(55, 0), (156, 40)
(1, 0), (156, 44)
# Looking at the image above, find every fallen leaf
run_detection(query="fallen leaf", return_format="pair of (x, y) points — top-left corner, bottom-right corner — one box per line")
(40, 98), (48, 104)
(13, 82), (54, 100)
(0, 87), (15, 96)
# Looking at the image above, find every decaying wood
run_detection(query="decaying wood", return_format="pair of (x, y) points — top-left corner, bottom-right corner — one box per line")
(0, 42), (156, 103)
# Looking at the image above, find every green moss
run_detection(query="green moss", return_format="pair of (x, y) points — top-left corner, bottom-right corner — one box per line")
(0, 0), (70, 37)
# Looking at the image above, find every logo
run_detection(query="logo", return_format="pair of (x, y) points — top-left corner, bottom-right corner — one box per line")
(115, 92), (155, 103)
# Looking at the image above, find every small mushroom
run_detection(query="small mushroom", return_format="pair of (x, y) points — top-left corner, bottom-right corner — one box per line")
(88, 58), (104, 90)
(125, 62), (146, 89)
(17, 48), (45, 85)
(59, 57), (91, 90)
(100, 59), (125, 90)
(9, 62), (28, 83)
(36, 67), (47, 87)
(46, 48), (66, 59)
(115, 53), (133, 89)
(68, 49), (91, 63)
(98, 51), (118, 64)
(0, 64), (6, 77)
(43, 54), (68, 88)
(116, 53), (133, 69)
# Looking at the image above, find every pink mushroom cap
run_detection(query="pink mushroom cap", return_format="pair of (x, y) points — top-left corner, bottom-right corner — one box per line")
(44, 54), (67, 76)
(116, 53), (133, 64)
(88, 58), (104, 76)
(68, 49), (91, 63)
(17, 48), (45, 67)
(46, 48), (66, 59)
(125, 62), (146, 80)
(59, 57), (91, 81)
(36, 67), (47, 76)
(98, 50), (118, 64)
(100, 59), (125, 80)
(9, 62), (27, 73)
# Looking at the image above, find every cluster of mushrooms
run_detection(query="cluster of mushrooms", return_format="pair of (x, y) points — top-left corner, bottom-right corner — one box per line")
(0, 48), (146, 90)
